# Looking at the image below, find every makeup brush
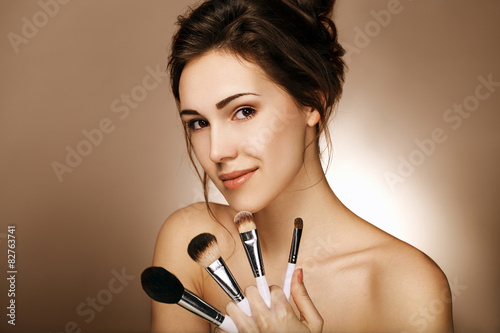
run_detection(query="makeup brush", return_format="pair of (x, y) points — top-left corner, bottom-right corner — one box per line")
(233, 211), (271, 307)
(141, 266), (238, 333)
(188, 233), (251, 316)
(282, 217), (303, 300)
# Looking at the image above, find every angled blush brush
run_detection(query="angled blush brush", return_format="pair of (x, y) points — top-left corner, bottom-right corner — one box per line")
(234, 211), (271, 307)
(188, 233), (251, 316)
(141, 266), (238, 333)
(282, 217), (303, 300)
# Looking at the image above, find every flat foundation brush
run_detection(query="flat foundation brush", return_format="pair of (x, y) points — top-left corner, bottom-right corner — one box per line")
(141, 266), (238, 333)
(283, 217), (303, 300)
(188, 233), (251, 316)
(234, 211), (271, 307)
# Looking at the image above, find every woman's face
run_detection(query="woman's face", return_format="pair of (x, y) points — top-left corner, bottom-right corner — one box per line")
(178, 51), (319, 213)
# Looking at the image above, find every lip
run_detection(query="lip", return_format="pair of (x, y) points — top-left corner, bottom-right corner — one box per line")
(219, 168), (257, 190)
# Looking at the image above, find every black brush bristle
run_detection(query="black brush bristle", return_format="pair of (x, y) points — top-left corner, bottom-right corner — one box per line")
(141, 266), (184, 304)
(187, 233), (217, 262)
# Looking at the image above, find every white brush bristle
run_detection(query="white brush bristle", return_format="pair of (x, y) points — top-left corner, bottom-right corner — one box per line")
(234, 211), (256, 233)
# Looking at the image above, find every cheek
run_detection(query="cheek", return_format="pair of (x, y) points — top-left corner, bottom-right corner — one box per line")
(244, 108), (306, 161)
(269, 127), (306, 175)
(190, 133), (213, 170)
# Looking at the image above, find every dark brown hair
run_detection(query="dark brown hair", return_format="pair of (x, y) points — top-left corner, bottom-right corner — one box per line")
(168, 0), (346, 209)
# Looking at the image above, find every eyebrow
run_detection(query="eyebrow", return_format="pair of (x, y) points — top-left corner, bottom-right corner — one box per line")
(179, 109), (199, 116)
(215, 92), (259, 109)
(179, 92), (259, 116)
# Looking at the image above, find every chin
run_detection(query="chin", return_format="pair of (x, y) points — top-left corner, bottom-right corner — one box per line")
(224, 192), (268, 214)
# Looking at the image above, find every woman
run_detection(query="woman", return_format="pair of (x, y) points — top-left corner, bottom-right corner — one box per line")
(151, 0), (454, 331)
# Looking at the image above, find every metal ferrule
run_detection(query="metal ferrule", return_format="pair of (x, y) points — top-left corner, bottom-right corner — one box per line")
(288, 228), (303, 264)
(206, 258), (245, 303)
(178, 289), (225, 326)
(240, 229), (265, 277)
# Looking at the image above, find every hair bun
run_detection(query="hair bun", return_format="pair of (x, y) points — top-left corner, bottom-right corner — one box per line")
(280, 0), (343, 67)
(290, 0), (335, 19)
(280, 0), (338, 44)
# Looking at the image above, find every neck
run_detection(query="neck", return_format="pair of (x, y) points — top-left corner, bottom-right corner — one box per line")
(252, 154), (344, 255)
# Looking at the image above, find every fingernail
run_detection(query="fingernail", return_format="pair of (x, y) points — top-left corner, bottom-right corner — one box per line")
(297, 268), (303, 284)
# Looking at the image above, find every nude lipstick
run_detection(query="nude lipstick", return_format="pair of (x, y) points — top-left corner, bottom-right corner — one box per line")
(219, 168), (257, 190)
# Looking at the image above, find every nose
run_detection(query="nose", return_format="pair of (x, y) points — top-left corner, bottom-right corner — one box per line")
(209, 124), (238, 163)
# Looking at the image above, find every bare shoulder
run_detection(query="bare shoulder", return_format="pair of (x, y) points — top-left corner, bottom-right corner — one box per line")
(369, 232), (454, 332)
(152, 202), (238, 278)
(149, 202), (238, 333)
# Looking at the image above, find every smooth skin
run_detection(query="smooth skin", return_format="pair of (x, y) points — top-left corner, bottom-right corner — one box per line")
(151, 51), (454, 332)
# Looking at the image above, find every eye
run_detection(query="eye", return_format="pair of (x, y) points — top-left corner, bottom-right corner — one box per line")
(233, 107), (256, 120)
(187, 119), (210, 131)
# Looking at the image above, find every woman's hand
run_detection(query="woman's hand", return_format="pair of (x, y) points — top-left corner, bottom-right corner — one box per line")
(221, 269), (323, 333)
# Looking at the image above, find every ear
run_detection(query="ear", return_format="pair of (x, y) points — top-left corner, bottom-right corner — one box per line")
(306, 108), (321, 127)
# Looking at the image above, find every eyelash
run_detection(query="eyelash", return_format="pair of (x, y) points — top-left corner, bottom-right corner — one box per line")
(187, 119), (209, 131)
(233, 107), (256, 120)
(186, 107), (256, 132)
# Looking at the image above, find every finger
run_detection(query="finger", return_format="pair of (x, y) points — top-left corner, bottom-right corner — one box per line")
(245, 285), (270, 314)
(269, 285), (288, 306)
(269, 285), (294, 321)
(245, 285), (276, 331)
(291, 268), (324, 333)
(226, 300), (259, 333)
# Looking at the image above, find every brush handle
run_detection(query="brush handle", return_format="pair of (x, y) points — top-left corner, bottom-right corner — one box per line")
(219, 315), (238, 333)
(240, 230), (265, 277)
(207, 258), (245, 303)
(236, 297), (252, 316)
(206, 259), (251, 316)
(178, 290), (238, 332)
(178, 290), (225, 325)
(255, 275), (271, 307)
(288, 228), (303, 263)
(282, 263), (295, 300)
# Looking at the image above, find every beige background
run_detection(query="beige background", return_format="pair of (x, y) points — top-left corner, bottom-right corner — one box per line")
(1, 0), (499, 332)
